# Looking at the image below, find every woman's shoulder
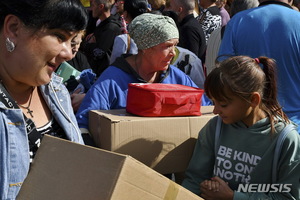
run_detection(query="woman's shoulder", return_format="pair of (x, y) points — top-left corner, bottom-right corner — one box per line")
(51, 73), (64, 85)
(95, 66), (125, 83)
(199, 115), (219, 133)
(43, 73), (68, 94)
(93, 65), (134, 88)
(198, 115), (220, 141)
(41, 74), (70, 98)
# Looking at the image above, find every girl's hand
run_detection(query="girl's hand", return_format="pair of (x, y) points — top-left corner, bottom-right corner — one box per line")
(200, 179), (220, 192)
(200, 176), (234, 200)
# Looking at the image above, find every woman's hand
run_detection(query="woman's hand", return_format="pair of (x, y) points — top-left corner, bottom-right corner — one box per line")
(71, 89), (85, 112)
(200, 176), (234, 200)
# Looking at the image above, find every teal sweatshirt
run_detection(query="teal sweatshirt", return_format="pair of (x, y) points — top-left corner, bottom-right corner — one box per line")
(182, 116), (300, 199)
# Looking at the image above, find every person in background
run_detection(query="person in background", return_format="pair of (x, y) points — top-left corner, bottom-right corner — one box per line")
(67, 31), (91, 72)
(168, 0), (207, 63)
(224, 0), (232, 12)
(205, 0), (259, 75)
(229, 0), (259, 16)
(110, 0), (149, 64)
(64, 31), (95, 113)
(84, 9), (99, 37)
(292, 0), (300, 10)
(182, 56), (300, 199)
(148, 0), (166, 11)
(216, 0), (230, 26)
(110, 0), (118, 15)
(114, 0), (128, 33)
(218, 0), (300, 133)
(170, 46), (206, 89)
(81, 0), (122, 77)
(161, 9), (205, 89)
(0, 0), (88, 199)
(196, 0), (222, 43)
(76, 13), (211, 136)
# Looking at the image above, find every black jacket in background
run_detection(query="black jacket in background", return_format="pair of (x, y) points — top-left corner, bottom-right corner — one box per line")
(67, 51), (91, 72)
(178, 14), (206, 63)
(81, 15), (122, 77)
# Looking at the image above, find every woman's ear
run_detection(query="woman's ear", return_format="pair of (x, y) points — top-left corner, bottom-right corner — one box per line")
(3, 14), (22, 41)
(250, 92), (261, 107)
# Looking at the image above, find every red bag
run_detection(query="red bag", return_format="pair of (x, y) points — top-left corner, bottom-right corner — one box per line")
(126, 83), (204, 117)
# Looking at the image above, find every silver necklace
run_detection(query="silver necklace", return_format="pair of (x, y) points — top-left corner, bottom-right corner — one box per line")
(17, 87), (35, 118)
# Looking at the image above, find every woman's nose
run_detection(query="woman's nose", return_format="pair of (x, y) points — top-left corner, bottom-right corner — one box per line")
(170, 46), (176, 56)
(61, 42), (73, 61)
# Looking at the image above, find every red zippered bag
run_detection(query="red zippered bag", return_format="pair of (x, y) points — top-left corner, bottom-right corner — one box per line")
(126, 83), (204, 117)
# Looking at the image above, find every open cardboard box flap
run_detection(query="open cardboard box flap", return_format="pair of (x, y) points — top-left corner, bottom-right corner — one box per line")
(17, 135), (203, 200)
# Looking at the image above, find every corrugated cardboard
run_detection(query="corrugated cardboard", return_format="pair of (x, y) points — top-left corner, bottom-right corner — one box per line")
(89, 106), (215, 174)
(17, 135), (203, 200)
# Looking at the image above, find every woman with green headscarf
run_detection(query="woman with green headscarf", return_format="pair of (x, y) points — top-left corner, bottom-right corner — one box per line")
(76, 13), (211, 136)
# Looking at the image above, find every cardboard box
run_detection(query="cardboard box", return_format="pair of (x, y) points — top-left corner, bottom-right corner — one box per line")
(89, 106), (215, 174)
(17, 135), (203, 200)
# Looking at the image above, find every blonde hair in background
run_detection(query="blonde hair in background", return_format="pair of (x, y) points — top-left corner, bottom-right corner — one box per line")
(148, 0), (166, 10)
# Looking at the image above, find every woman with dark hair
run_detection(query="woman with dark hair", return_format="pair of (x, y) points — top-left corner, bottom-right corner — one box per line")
(0, 0), (88, 198)
(109, 0), (149, 64)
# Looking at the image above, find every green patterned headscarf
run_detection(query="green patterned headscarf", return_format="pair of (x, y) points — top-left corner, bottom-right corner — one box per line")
(128, 13), (179, 50)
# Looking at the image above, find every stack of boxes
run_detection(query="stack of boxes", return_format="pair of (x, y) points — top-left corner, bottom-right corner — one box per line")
(18, 106), (215, 199)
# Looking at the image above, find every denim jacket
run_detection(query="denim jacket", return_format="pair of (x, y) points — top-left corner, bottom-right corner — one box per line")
(0, 74), (83, 200)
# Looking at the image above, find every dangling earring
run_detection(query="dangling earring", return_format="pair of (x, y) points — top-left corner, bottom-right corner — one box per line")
(6, 38), (15, 52)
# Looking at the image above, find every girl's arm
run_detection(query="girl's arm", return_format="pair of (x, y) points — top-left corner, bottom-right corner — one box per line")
(181, 117), (218, 196)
